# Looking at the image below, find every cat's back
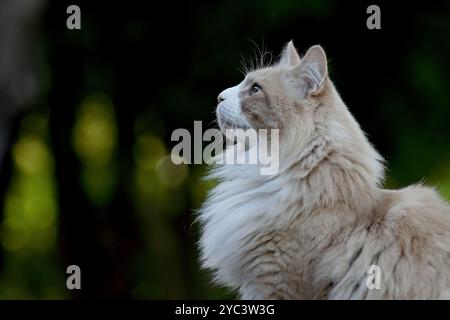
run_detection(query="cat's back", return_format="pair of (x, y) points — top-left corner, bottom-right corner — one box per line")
(361, 185), (450, 298)
(380, 184), (450, 240)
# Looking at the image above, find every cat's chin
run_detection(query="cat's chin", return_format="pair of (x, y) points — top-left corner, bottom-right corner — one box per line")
(219, 125), (252, 138)
(217, 118), (251, 135)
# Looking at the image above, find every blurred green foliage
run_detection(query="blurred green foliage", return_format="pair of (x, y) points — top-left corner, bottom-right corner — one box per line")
(0, 113), (67, 298)
(73, 94), (119, 207)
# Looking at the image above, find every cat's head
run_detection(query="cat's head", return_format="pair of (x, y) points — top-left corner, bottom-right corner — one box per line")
(216, 41), (331, 142)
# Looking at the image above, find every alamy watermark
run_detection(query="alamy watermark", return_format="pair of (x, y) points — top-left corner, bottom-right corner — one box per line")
(170, 121), (280, 175)
(366, 264), (381, 290)
(66, 5), (81, 30)
(366, 5), (381, 30)
(66, 265), (81, 290)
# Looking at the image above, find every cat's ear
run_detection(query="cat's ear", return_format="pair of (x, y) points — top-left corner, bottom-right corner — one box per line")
(296, 45), (328, 95)
(279, 40), (301, 67)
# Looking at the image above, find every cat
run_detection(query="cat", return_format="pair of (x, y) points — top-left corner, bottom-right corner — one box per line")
(198, 41), (450, 299)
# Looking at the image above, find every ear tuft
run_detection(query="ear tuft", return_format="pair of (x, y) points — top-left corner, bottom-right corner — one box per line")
(280, 40), (301, 67)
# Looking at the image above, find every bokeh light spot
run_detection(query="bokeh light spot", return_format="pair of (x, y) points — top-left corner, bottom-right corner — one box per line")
(12, 136), (50, 175)
(73, 94), (117, 166)
(155, 155), (189, 188)
(133, 134), (167, 171)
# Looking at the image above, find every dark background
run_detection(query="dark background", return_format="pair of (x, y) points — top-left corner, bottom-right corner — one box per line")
(0, 0), (449, 298)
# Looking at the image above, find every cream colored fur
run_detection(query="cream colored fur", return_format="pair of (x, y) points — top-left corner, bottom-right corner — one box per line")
(199, 41), (450, 299)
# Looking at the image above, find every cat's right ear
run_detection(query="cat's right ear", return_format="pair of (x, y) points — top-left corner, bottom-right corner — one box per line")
(279, 40), (301, 67)
(290, 45), (328, 96)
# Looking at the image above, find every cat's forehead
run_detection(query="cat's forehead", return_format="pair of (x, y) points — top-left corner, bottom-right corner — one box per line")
(245, 65), (283, 83)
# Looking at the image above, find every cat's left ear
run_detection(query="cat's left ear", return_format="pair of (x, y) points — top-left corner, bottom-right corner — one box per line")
(279, 40), (301, 67)
(295, 45), (328, 95)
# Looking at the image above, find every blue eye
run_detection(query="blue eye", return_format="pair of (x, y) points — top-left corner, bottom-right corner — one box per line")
(250, 83), (262, 95)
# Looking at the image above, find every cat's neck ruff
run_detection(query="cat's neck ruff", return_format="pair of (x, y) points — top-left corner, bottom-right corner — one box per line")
(205, 128), (381, 220)
(199, 130), (382, 287)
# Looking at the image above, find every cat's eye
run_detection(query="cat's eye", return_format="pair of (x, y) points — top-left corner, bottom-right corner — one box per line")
(250, 83), (262, 95)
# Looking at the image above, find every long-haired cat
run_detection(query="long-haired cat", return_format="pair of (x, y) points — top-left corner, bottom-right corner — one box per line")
(199, 41), (450, 299)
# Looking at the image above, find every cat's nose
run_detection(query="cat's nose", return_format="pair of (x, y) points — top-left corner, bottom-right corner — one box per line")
(217, 94), (225, 104)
